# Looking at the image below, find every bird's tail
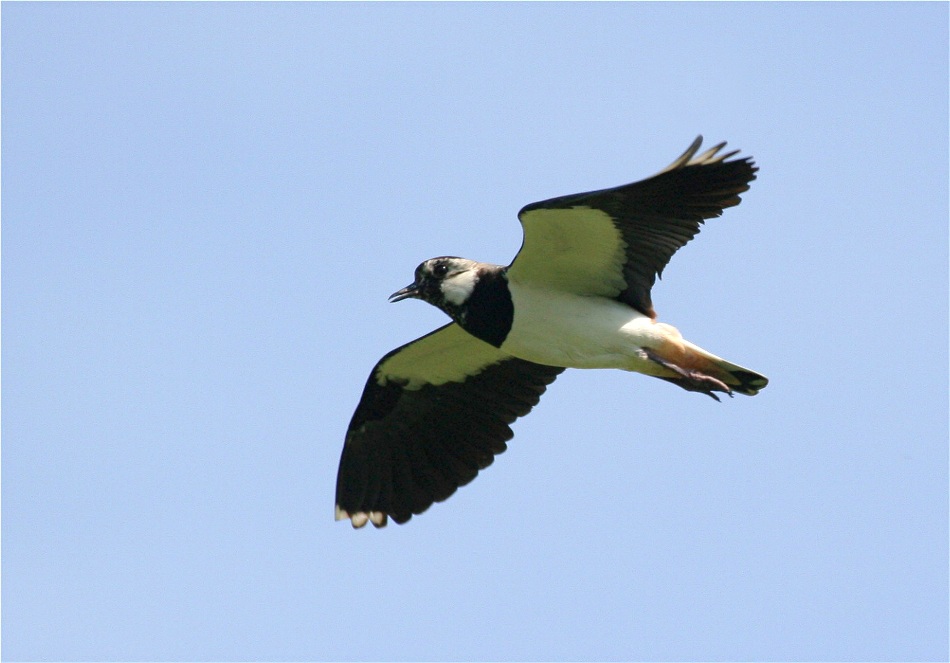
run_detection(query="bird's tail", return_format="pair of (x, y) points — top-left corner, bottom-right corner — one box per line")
(645, 337), (768, 400)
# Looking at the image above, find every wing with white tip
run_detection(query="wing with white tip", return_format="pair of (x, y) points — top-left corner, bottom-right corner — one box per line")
(336, 323), (563, 527)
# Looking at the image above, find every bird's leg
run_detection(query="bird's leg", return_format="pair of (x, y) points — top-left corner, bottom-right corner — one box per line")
(642, 348), (733, 401)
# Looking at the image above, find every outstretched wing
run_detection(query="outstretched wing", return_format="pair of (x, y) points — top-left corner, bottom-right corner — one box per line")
(508, 136), (757, 318)
(336, 323), (564, 528)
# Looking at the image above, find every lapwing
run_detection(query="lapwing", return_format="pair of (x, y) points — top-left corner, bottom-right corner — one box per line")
(336, 137), (768, 528)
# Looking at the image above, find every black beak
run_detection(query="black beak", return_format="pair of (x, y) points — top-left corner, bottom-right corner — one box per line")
(389, 282), (420, 303)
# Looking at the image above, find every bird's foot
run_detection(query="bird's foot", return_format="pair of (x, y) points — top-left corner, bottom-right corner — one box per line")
(643, 348), (733, 402)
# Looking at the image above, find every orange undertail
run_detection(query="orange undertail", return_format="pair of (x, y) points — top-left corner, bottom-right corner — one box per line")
(644, 337), (768, 401)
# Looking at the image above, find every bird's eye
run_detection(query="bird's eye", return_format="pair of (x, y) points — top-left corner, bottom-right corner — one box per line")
(432, 263), (448, 278)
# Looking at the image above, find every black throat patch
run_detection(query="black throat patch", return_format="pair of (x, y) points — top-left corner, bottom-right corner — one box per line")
(457, 266), (513, 348)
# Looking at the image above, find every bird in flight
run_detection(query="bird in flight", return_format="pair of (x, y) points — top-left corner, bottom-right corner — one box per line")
(336, 137), (768, 528)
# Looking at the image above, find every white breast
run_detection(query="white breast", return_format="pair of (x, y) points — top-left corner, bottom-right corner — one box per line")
(501, 281), (666, 371)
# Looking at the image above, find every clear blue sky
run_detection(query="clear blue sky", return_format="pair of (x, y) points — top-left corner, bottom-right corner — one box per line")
(3, 3), (947, 661)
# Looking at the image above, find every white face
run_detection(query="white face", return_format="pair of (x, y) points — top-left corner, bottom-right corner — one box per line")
(439, 263), (479, 306)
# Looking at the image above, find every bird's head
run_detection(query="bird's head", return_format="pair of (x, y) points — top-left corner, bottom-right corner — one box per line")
(389, 257), (481, 320)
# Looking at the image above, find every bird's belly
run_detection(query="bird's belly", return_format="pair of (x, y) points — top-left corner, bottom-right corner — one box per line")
(501, 285), (666, 370)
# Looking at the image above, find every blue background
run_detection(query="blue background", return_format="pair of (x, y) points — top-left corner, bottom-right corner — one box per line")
(3, 3), (947, 661)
